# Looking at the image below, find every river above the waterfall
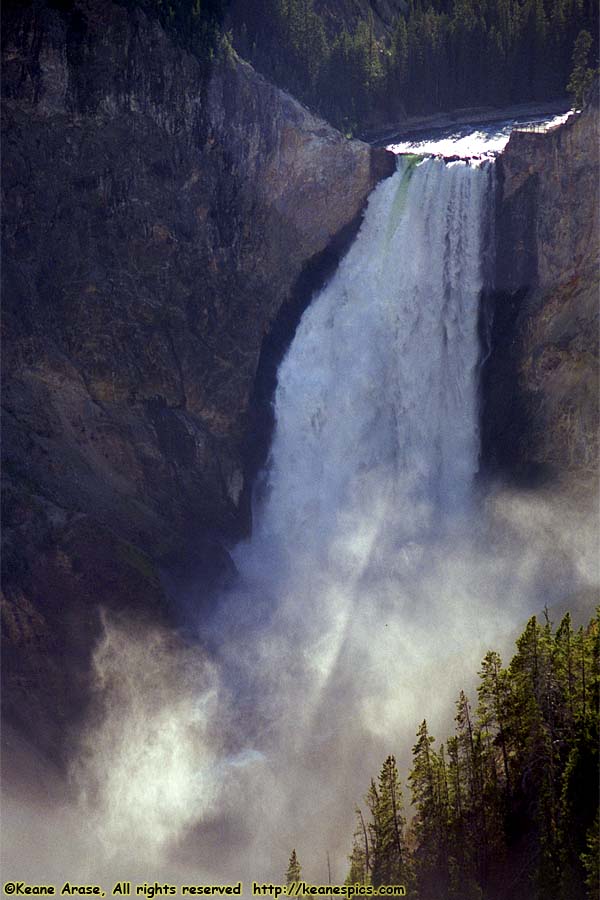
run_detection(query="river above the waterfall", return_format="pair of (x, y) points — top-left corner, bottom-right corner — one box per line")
(385, 109), (574, 157)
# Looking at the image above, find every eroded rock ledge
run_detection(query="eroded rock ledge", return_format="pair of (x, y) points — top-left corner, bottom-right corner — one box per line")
(1, 0), (394, 752)
(482, 90), (599, 485)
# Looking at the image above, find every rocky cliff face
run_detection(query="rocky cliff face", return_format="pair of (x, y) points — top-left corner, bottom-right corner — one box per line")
(483, 92), (599, 485)
(1, 0), (394, 753)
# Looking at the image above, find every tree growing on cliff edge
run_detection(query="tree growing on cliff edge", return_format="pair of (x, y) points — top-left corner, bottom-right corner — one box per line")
(567, 30), (596, 107)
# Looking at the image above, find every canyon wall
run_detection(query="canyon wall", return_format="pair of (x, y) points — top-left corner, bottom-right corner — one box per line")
(483, 90), (599, 486)
(1, 0), (394, 753)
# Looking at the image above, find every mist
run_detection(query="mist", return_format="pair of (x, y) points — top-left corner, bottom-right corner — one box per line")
(2, 155), (598, 888)
(3, 484), (596, 886)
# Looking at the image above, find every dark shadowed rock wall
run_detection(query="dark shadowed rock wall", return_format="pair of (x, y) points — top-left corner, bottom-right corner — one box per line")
(1, 0), (394, 754)
(482, 92), (599, 485)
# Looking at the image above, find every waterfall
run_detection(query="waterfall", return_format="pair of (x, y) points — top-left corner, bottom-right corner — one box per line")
(200, 155), (502, 877)
(236, 157), (493, 587)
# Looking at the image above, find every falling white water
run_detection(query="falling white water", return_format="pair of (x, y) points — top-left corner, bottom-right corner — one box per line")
(237, 156), (491, 588)
(201, 156), (509, 874)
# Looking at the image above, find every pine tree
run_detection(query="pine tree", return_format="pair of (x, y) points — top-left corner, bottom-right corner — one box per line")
(567, 29), (595, 106)
(286, 849), (302, 888)
(346, 809), (371, 886)
(581, 809), (600, 898)
(555, 613), (576, 727)
(557, 614), (600, 897)
(367, 756), (411, 888)
(454, 691), (493, 888)
(409, 721), (450, 898)
(477, 650), (512, 794)
(509, 616), (562, 893)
